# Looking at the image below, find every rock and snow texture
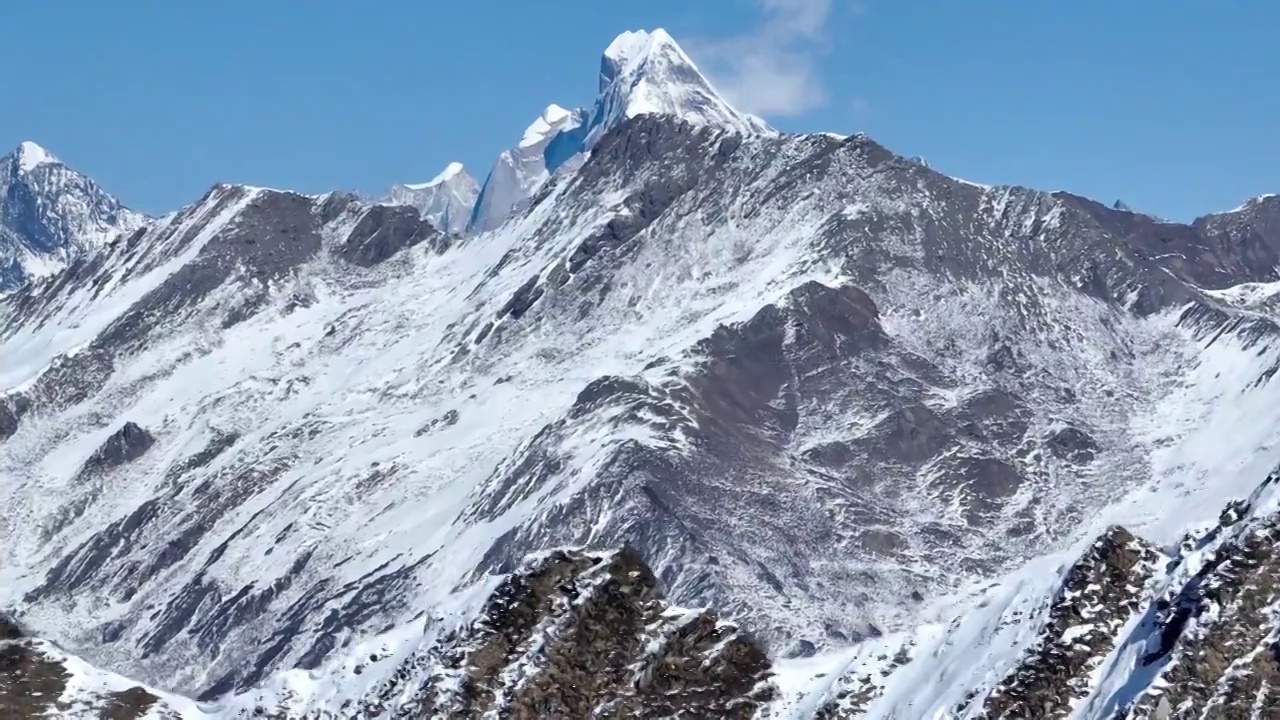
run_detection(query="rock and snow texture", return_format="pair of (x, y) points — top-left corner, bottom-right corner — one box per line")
(467, 28), (771, 233)
(384, 162), (480, 235)
(0, 141), (146, 291)
(1, 549), (773, 718)
(5, 27), (1280, 720)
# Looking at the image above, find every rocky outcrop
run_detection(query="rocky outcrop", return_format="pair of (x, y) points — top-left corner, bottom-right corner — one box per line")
(351, 546), (774, 719)
(80, 421), (155, 477)
(0, 619), (165, 719)
(0, 393), (30, 443)
(981, 527), (1162, 719)
(813, 643), (913, 718)
(1124, 512), (1280, 718)
(3, 548), (774, 718)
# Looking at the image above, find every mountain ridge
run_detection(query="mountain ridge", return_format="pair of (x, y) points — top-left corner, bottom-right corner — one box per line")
(0, 141), (146, 292)
(3, 27), (1280, 720)
(384, 162), (479, 236)
(465, 27), (772, 234)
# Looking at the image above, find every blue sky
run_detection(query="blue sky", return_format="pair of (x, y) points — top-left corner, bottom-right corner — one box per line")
(3, 1), (1276, 220)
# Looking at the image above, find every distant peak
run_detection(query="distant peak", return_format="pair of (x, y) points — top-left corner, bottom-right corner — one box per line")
(434, 161), (467, 182)
(1220, 193), (1279, 216)
(520, 104), (582, 148)
(541, 104), (572, 124)
(403, 162), (470, 190)
(12, 140), (60, 173)
(601, 29), (687, 82)
(587, 28), (771, 148)
(599, 28), (700, 95)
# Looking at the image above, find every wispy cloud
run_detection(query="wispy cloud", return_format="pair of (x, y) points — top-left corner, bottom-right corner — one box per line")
(688, 0), (846, 118)
(850, 95), (871, 120)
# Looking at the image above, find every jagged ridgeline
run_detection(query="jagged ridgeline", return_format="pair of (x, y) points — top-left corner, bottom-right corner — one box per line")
(4, 26), (1280, 720)
(6, 480), (1280, 717)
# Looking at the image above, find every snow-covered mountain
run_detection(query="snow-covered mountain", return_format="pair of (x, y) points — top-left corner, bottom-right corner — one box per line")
(5, 27), (1280, 720)
(468, 28), (770, 233)
(0, 142), (146, 292)
(583, 28), (771, 149)
(467, 104), (586, 233)
(384, 162), (479, 235)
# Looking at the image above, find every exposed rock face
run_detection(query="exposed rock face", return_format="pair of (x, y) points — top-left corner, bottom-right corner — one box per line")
(0, 621), (164, 719)
(81, 421), (155, 475)
(813, 642), (913, 718)
(0, 393), (29, 442)
(981, 527), (1162, 719)
(2, 548), (773, 719)
(350, 547), (774, 719)
(1124, 511), (1280, 718)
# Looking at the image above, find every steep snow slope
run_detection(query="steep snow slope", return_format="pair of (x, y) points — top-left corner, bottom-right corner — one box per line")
(0, 142), (146, 291)
(5, 28), (1280, 720)
(384, 162), (480, 235)
(5, 111), (1280, 709)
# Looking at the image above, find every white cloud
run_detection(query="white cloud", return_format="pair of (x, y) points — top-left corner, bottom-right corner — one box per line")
(687, 0), (842, 118)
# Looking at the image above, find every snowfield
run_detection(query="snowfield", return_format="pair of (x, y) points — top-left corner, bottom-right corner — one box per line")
(3, 26), (1280, 720)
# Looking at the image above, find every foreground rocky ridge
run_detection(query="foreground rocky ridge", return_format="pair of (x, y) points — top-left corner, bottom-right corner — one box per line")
(1, 614), (168, 719)
(6, 475), (1280, 720)
(810, 468), (1280, 719)
(1, 548), (776, 718)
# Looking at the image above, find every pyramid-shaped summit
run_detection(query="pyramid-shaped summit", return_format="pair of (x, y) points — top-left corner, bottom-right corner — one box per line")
(1, 141), (145, 289)
(12, 140), (60, 173)
(586, 28), (770, 148)
(466, 28), (771, 233)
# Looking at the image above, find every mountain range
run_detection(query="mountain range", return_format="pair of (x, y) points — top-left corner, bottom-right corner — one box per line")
(3, 28), (1280, 719)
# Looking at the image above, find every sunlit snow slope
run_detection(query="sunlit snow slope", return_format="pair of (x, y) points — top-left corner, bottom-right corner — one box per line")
(4, 27), (1280, 720)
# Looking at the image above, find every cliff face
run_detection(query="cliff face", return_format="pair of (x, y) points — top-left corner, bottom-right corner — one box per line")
(0, 549), (774, 719)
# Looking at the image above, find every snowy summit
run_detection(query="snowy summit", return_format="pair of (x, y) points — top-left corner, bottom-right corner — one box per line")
(520, 104), (575, 149)
(403, 161), (468, 191)
(466, 28), (771, 233)
(14, 140), (59, 173)
(385, 161), (480, 235)
(590, 28), (771, 145)
(1, 140), (145, 290)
